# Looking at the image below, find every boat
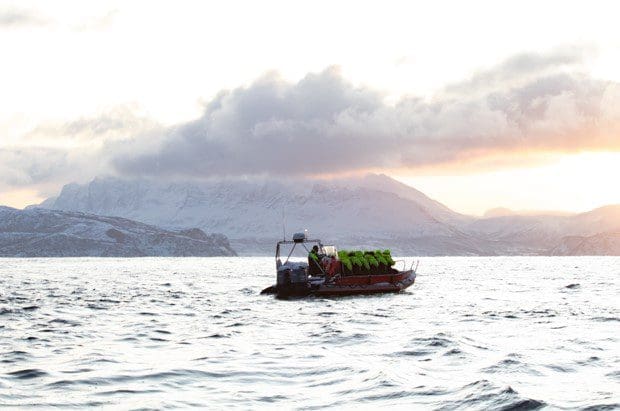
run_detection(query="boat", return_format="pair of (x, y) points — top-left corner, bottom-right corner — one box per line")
(261, 232), (417, 298)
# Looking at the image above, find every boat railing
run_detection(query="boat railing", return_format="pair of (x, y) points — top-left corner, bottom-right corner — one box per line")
(394, 259), (406, 272)
(412, 260), (419, 273)
(394, 259), (419, 273)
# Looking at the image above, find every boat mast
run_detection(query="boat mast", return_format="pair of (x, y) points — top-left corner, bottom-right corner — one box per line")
(281, 207), (286, 241)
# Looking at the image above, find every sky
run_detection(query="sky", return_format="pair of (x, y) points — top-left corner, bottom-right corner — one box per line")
(1, 0), (620, 215)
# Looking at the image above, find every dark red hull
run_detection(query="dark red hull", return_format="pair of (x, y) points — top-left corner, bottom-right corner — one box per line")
(312, 269), (416, 296)
(261, 269), (417, 297)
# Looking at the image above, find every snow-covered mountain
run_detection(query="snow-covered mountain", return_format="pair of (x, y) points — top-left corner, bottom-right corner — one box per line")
(461, 205), (620, 254)
(463, 205), (620, 254)
(36, 174), (480, 255)
(550, 232), (620, 255)
(0, 206), (236, 257)
(32, 174), (620, 255)
(463, 214), (569, 252)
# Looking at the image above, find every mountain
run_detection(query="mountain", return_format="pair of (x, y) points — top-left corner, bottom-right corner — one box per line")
(483, 207), (516, 218)
(462, 205), (620, 255)
(550, 232), (620, 255)
(0, 206), (236, 257)
(547, 206), (620, 255)
(340, 174), (470, 224)
(32, 174), (620, 256)
(35, 174), (480, 255)
(482, 207), (575, 218)
(565, 205), (620, 236)
(463, 214), (569, 252)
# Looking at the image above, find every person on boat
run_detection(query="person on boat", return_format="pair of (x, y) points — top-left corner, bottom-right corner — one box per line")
(308, 245), (322, 275)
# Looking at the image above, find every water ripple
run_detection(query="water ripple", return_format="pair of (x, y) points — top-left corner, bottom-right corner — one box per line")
(6, 368), (49, 380)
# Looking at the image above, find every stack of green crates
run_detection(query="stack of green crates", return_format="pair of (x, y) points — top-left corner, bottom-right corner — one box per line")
(337, 249), (395, 275)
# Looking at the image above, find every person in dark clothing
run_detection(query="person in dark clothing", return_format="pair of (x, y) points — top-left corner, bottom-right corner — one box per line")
(308, 245), (322, 276)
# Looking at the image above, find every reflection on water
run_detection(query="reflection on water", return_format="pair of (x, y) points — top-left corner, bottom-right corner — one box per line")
(0, 257), (618, 408)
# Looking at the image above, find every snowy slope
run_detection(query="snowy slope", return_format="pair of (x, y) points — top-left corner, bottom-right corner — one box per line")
(337, 174), (469, 224)
(463, 215), (569, 251)
(550, 232), (620, 255)
(0, 206), (236, 257)
(34, 174), (620, 255)
(462, 205), (620, 253)
(40, 174), (478, 255)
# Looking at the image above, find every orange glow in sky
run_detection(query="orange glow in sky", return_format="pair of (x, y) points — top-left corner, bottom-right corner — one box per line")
(394, 151), (620, 216)
(1, 189), (45, 210)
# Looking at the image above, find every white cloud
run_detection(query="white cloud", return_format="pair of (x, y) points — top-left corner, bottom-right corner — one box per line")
(0, 7), (49, 28)
(110, 51), (620, 178)
(2, 49), (619, 196)
(25, 105), (160, 143)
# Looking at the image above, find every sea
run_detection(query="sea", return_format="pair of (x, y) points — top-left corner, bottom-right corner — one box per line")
(0, 257), (618, 410)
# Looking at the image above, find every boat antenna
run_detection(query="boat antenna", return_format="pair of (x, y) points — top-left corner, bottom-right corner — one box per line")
(282, 207), (286, 241)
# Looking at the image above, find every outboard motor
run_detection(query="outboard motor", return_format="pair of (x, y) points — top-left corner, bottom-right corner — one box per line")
(276, 263), (310, 297)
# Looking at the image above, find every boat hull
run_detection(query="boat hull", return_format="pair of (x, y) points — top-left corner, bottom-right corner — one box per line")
(313, 269), (416, 296)
(262, 269), (416, 298)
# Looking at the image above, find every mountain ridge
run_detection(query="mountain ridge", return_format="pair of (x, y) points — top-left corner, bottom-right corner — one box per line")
(0, 206), (236, 257)
(36, 174), (477, 254)
(27, 174), (620, 256)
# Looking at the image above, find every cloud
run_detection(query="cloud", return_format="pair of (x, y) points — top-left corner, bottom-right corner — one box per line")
(0, 142), (126, 207)
(0, 147), (70, 186)
(0, 105), (159, 198)
(110, 67), (390, 177)
(3, 48), (620, 199)
(25, 106), (160, 143)
(0, 7), (48, 28)
(73, 9), (118, 32)
(443, 46), (592, 95)
(111, 52), (620, 179)
(0, 6), (117, 31)
(0, 146), (89, 205)
(0, 147), (92, 187)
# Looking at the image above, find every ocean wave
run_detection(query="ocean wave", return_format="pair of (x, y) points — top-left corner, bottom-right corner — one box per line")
(6, 369), (48, 380)
(442, 380), (546, 410)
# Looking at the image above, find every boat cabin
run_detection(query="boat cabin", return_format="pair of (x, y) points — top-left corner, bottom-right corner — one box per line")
(275, 232), (336, 277)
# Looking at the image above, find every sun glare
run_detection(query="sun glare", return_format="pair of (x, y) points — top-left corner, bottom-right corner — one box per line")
(395, 151), (620, 216)
(0, 189), (45, 210)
